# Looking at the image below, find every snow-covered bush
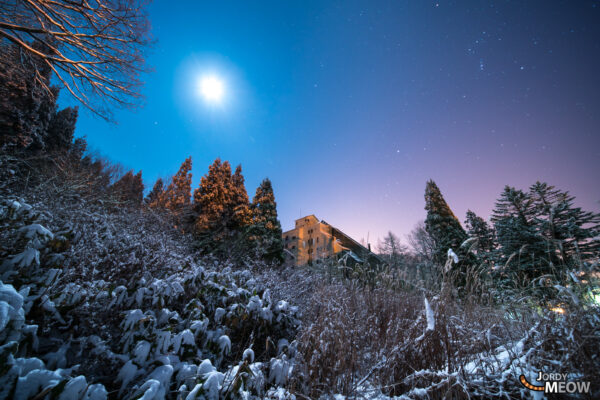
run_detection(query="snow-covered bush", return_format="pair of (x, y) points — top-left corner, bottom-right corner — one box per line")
(0, 155), (301, 399)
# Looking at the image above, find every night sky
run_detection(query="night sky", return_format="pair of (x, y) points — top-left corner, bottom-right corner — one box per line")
(61, 1), (600, 245)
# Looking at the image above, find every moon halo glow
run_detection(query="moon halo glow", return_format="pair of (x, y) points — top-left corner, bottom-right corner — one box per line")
(199, 75), (225, 103)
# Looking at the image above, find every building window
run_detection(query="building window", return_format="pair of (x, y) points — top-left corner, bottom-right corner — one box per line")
(317, 237), (319, 243)
(285, 235), (289, 241)
(292, 245), (295, 249)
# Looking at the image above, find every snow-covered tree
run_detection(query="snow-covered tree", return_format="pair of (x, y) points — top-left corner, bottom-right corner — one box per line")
(248, 178), (284, 263)
(491, 186), (549, 288)
(194, 158), (232, 233)
(0, 0), (153, 120)
(424, 180), (467, 265)
(529, 181), (600, 266)
(464, 210), (495, 255)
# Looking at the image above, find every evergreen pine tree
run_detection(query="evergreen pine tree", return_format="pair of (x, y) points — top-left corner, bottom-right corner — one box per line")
(69, 137), (88, 161)
(248, 178), (284, 263)
(147, 178), (166, 208)
(132, 171), (144, 205)
(424, 180), (468, 265)
(46, 106), (78, 152)
(0, 41), (57, 150)
(231, 165), (253, 228)
(529, 182), (600, 266)
(164, 157), (192, 212)
(112, 170), (144, 205)
(193, 159), (255, 256)
(464, 210), (495, 254)
(194, 158), (232, 235)
(491, 186), (549, 288)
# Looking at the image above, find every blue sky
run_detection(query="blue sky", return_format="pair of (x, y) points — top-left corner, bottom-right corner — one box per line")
(62, 0), (600, 244)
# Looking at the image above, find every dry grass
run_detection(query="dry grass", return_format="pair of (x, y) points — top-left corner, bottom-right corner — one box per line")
(275, 259), (600, 399)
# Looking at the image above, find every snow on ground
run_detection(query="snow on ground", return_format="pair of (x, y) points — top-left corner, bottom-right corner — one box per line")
(0, 197), (301, 399)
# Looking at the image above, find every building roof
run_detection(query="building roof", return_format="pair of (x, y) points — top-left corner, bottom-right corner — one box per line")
(295, 214), (319, 224)
(286, 215), (386, 265)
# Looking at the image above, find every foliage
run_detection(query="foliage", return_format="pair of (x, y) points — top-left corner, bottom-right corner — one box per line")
(0, 42), (78, 152)
(163, 156), (192, 213)
(193, 159), (254, 257)
(262, 261), (600, 399)
(146, 177), (166, 208)
(491, 183), (600, 300)
(111, 170), (144, 206)
(464, 209), (495, 255)
(424, 180), (468, 264)
(247, 178), (284, 263)
(424, 180), (473, 291)
(529, 181), (600, 265)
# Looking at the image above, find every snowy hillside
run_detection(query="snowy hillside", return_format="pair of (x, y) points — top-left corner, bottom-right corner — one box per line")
(0, 188), (300, 399)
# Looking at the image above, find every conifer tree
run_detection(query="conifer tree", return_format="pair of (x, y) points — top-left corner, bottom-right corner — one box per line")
(529, 182), (600, 266)
(46, 107), (79, 152)
(132, 171), (144, 205)
(112, 170), (144, 205)
(464, 210), (495, 254)
(164, 157), (192, 213)
(1, 41), (82, 153)
(69, 137), (88, 161)
(491, 186), (549, 287)
(248, 178), (284, 262)
(424, 180), (468, 265)
(0, 42), (57, 150)
(231, 165), (253, 228)
(147, 178), (166, 208)
(193, 158), (255, 255)
(194, 158), (233, 234)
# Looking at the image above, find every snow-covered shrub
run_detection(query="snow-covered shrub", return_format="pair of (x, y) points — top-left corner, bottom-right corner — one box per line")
(0, 154), (301, 399)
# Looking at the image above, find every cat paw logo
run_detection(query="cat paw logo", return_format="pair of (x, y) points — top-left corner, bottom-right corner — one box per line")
(519, 372), (591, 394)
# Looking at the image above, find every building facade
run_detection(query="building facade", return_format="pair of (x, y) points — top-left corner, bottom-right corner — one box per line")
(282, 215), (382, 266)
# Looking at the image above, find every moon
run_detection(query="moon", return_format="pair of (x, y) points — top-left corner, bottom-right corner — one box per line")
(199, 75), (224, 103)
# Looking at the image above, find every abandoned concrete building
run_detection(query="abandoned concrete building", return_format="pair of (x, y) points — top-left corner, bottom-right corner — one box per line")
(282, 215), (383, 266)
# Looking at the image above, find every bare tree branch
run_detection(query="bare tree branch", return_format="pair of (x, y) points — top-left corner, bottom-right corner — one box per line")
(0, 0), (153, 121)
